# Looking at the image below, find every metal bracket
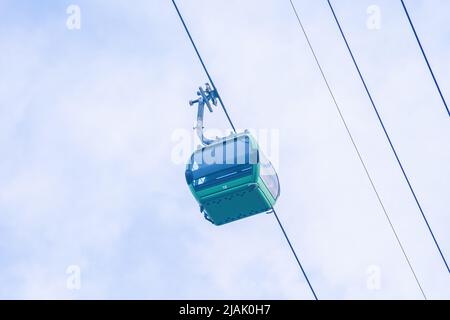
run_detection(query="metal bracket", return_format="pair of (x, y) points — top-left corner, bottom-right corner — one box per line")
(189, 83), (218, 146)
(189, 83), (218, 112)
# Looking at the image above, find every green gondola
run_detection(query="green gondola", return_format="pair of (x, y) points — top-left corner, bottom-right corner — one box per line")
(184, 84), (280, 225)
(185, 132), (280, 225)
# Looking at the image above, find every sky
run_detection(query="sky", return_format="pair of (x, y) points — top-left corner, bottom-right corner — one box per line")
(0, 0), (449, 299)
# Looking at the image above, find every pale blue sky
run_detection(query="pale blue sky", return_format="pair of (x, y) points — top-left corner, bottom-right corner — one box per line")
(0, 0), (449, 299)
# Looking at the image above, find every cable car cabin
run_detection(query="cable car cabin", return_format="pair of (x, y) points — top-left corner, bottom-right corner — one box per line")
(185, 133), (280, 226)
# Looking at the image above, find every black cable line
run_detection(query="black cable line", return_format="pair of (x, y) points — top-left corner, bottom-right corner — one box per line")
(171, 0), (237, 133)
(326, 0), (449, 274)
(288, 0), (426, 298)
(273, 207), (318, 300)
(171, 0), (318, 300)
(400, 0), (449, 117)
